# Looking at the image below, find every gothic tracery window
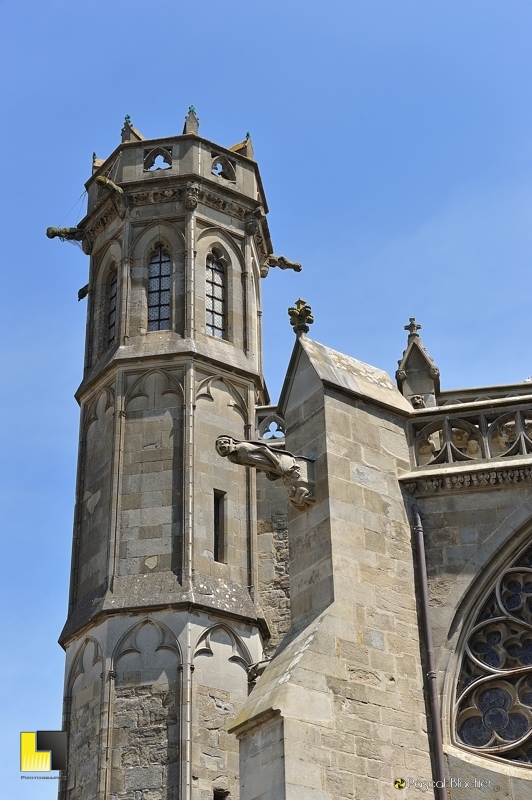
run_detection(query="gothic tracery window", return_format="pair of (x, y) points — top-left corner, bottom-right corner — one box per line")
(455, 543), (532, 764)
(206, 252), (226, 339)
(108, 271), (117, 345)
(148, 244), (171, 332)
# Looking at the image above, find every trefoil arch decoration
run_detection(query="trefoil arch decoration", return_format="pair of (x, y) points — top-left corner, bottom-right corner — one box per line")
(195, 374), (248, 425)
(258, 413), (285, 441)
(112, 618), (182, 665)
(193, 623), (252, 670)
(67, 636), (103, 695)
(454, 541), (532, 764)
(211, 153), (236, 182)
(124, 368), (184, 410)
(143, 146), (172, 171)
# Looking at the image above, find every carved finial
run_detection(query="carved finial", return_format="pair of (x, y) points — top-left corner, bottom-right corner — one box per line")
(92, 151), (97, 163)
(289, 299), (314, 336)
(183, 106), (199, 135)
(121, 115), (132, 140)
(405, 317), (422, 340)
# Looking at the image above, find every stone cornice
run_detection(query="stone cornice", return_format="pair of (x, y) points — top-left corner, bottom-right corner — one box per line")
(400, 456), (532, 495)
(75, 343), (266, 405)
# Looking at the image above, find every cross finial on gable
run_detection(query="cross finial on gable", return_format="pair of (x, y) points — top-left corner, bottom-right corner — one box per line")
(404, 317), (421, 338)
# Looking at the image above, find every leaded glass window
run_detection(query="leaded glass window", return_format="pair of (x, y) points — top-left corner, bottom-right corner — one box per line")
(206, 252), (225, 339)
(454, 543), (532, 763)
(148, 245), (171, 332)
(108, 272), (117, 345)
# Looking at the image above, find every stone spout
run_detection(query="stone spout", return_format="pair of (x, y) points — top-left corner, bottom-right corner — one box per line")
(215, 436), (314, 510)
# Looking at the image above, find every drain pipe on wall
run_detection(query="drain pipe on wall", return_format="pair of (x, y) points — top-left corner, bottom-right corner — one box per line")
(411, 503), (448, 800)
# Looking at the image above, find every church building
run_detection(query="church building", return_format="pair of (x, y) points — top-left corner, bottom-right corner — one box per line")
(48, 110), (532, 800)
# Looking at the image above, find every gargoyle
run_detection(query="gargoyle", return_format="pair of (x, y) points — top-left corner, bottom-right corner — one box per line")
(267, 255), (302, 272)
(46, 226), (92, 255)
(215, 435), (314, 510)
(95, 176), (126, 217)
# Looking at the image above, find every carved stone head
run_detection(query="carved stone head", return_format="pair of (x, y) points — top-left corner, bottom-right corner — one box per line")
(245, 214), (259, 236)
(215, 435), (236, 457)
(185, 181), (200, 210)
(410, 395), (426, 409)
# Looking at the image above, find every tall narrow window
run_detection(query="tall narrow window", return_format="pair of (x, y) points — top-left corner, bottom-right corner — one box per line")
(206, 252), (225, 338)
(213, 490), (226, 563)
(148, 244), (171, 331)
(108, 272), (117, 345)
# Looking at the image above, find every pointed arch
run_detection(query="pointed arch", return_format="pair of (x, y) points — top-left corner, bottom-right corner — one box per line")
(196, 228), (246, 347)
(124, 367), (183, 410)
(67, 636), (103, 695)
(196, 226), (245, 269)
(195, 374), (249, 425)
(130, 221), (186, 337)
(82, 384), (115, 437)
(449, 521), (532, 764)
(193, 623), (252, 669)
(113, 618), (182, 665)
(130, 219), (185, 256)
(211, 153), (236, 182)
(143, 146), (172, 171)
(88, 239), (122, 364)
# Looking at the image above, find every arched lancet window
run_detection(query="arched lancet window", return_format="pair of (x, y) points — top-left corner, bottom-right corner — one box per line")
(206, 251), (226, 339)
(454, 541), (532, 764)
(108, 270), (117, 345)
(148, 244), (171, 332)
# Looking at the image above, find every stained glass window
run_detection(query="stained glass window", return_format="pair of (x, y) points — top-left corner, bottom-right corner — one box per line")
(108, 272), (117, 345)
(455, 543), (532, 764)
(148, 245), (171, 332)
(206, 253), (225, 339)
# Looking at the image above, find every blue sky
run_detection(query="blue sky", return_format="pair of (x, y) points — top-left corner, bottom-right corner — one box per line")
(2, 1), (532, 796)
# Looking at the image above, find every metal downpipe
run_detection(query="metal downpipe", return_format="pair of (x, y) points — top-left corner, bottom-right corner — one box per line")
(411, 503), (448, 800)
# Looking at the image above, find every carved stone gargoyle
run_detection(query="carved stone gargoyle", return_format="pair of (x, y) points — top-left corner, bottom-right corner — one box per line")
(267, 255), (302, 272)
(215, 435), (315, 510)
(46, 226), (92, 255)
(95, 175), (126, 218)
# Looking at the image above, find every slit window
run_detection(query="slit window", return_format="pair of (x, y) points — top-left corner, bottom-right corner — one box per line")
(206, 253), (225, 338)
(213, 490), (226, 563)
(108, 272), (117, 345)
(148, 244), (171, 332)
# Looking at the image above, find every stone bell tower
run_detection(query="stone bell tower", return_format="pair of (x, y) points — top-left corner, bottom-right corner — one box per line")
(49, 109), (300, 800)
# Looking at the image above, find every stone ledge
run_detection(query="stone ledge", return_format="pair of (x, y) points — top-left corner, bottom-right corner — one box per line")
(400, 456), (532, 495)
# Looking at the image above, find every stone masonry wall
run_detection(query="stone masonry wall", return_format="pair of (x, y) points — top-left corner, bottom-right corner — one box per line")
(233, 384), (433, 800)
(414, 484), (532, 799)
(256, 474), (291, 657)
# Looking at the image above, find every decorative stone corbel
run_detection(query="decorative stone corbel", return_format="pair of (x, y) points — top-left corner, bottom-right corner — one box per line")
(46, 226), (92, 255)
(244, 213), (260, 236)
(184, 181), (200, 210)
(244, 206), (265, 236)
(95, 175), (126, 218)
(215, 435), (315, 510)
